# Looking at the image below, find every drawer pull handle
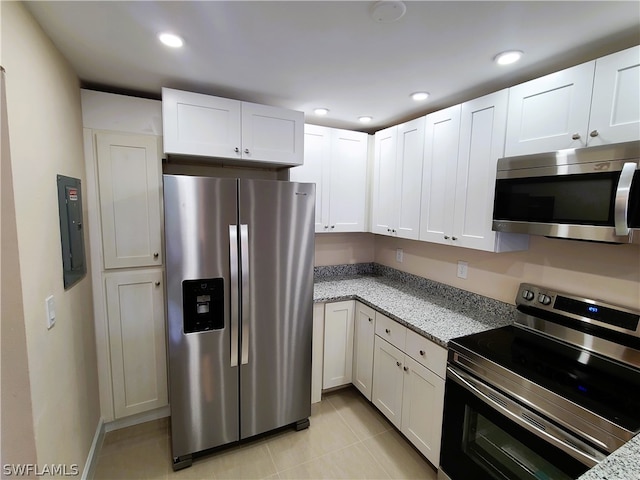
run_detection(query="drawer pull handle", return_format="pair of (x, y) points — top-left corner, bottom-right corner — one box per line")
(403, 366), (409, 372)
(419, 350), (425, 356)
(396, 361), (402, 367)
(368, 318), (373, 322)
(385, 328), (391, 334)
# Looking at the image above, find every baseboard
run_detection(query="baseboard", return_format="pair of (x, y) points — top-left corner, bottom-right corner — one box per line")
(104, 405), (170, 433)
(81, 417), (105, 480)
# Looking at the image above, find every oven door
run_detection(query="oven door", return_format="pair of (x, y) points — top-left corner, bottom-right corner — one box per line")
(440, 367), (605, 480)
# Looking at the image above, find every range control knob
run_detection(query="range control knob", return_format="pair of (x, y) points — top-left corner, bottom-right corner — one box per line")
(521, 290), (535, 301)
(538, 294), (552, 306)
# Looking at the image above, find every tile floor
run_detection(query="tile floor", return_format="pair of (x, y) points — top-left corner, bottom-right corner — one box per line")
(94, 387), (438, 479)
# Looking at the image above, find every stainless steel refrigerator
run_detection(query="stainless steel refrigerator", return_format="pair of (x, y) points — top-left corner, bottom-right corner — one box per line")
(163, 175), (315, 470)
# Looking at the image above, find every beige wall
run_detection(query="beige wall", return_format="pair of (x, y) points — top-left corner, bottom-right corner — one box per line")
(314, 231), (639, 310)
(375, 235), (640, 310)
(315, 232), (375, 266)
(2, 1), (100, 471)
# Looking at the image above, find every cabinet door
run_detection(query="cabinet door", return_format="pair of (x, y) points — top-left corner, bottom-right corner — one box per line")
(505, 62), (595, 156)
(401, 356), (445, 466)
(105, 269), (168, 418)
(323, 301), (355, 389)
(372, 336), (405, 428)
(162, 87), (241, 158)
(372, 126), (398, 235)
(420, 105), (461, 244)
(241, 102), (304, 166)
(352, 302), (376, 400)
(454, 91), (508, 251)
(96, 133), (162, 269)
(328, 129), (368, 232)
(396, 118), (425, 240)
(291, 124), (330, 232)
(588, 45), (640, 146)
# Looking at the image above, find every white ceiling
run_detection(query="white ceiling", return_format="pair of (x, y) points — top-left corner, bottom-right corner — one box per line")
(25, 1), (640, 132)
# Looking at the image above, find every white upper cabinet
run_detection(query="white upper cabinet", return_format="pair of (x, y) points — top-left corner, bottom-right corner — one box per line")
(505, 62), (595, 156)
(588, 45), (640, 146)
(96, 132), (163, 269)
(290, 124), (368, 233)
(162, 87), (304, 166)
(420, 105), (461, 244)
(420, 93), (528, 252)
(372, 117), (425, 239)
(505, 45), (640, 156)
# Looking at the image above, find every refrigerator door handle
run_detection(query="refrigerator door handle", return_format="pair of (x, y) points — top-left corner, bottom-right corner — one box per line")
(240, 224), (250, 365)
(229, 225), (239, 368)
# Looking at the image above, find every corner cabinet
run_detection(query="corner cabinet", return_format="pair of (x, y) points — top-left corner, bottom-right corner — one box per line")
(505, 45), (640, 156)
(290, 125), (368, 233)
(322, 301), (355, 389)
(352, 302), (376, 400)
(162, 87), (304, 166)
(372, 117), (425, 239)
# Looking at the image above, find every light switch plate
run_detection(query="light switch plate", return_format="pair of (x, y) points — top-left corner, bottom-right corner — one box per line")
(46, 295), (55, 329)
(396, 248), (404, 263)
(457, 261), (468, 279)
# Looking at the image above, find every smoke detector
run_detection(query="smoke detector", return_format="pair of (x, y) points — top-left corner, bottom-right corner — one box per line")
(370, 1), (407, 23)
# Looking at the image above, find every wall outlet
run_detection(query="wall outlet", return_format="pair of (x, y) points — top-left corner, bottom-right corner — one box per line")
(396, 248), (404, 263)
(457, 261), (468, 279)
(46, 295), (56, 329)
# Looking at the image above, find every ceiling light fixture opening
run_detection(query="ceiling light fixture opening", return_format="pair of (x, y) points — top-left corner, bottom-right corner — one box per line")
(494, 50), (523, 66)
(358, 116), (373, 123)
(159, 32), (184, 48)
(411, 92), (429, 101)
(314, 108), (329, 116)
(370, 1), (407, 23)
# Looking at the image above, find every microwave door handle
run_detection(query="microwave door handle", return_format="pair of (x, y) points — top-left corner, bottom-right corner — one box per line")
(614, 162), (637, 236)
(447, 367), (605, 467)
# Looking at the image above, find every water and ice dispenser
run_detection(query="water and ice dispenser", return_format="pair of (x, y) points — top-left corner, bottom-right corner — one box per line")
(182, 278), (224, 333)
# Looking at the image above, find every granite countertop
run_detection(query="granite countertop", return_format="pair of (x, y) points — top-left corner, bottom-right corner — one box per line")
(314, 270), (517, 348)
(314, 264), (640, 480)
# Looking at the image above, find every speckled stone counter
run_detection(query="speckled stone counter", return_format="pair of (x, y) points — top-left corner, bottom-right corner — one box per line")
(577, 435), (640, 480)
(314, 264), (517, 347)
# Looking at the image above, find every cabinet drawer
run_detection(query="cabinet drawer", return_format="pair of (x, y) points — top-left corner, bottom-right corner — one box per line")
(405, 329), (447, 379)
(375, 313), (407, 351)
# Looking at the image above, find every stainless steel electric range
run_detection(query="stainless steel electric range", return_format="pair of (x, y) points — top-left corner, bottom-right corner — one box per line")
(439, 283), (640, 480)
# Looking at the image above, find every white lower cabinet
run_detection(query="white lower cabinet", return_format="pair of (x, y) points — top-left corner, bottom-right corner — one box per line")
(353, 302), (376, 400)
(372, 316), (447, 466)
(105, 269), (168, 418)
(323, 301), (355, 389)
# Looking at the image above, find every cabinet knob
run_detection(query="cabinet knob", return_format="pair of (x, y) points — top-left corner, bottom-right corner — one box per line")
(391, 229), (396, 233)
(234, 147), (240, 153)
(324, 225), (329, 229)
(396, 361), (402, 367)
(403, 366), (409, 372)
(419, 350), (425, 356)
(452, 236), (458, 241)
(153, 252), (159, 258)
(368, 318), (373, 323)
(590, 130), (599, 138)
(155, 281), (160, 287)
(444, 235), (450, 240)
(387, 228), (391, 233)
(330, 225), (335, 229)
(244, 148), (250, 154)
(385, 328), (391, 334)
(572, 133), (581, 140)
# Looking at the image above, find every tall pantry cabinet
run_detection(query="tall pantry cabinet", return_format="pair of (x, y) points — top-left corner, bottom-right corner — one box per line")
(81, 90), (168, 424)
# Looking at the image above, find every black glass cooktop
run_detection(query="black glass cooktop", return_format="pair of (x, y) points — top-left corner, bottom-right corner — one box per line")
(451, 325), (640, 433)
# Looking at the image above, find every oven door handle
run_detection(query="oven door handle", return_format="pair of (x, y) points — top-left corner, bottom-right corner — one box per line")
(614, 162), (636, 236)
(448, 367), (605, 467)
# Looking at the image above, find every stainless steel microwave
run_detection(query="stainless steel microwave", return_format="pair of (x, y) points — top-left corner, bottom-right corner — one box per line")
(492, 141), (640, 243)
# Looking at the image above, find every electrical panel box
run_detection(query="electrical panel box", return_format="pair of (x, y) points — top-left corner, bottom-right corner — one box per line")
(57, 175), (86, 289)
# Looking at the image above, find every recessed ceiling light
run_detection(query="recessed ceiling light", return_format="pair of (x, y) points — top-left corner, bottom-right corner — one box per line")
(494, 50), (523, 66)
(358, 116), (373, 123)
(159, 33), (184, 48)
(314, 108), (329, 116)
(411, 92), (429, 101)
